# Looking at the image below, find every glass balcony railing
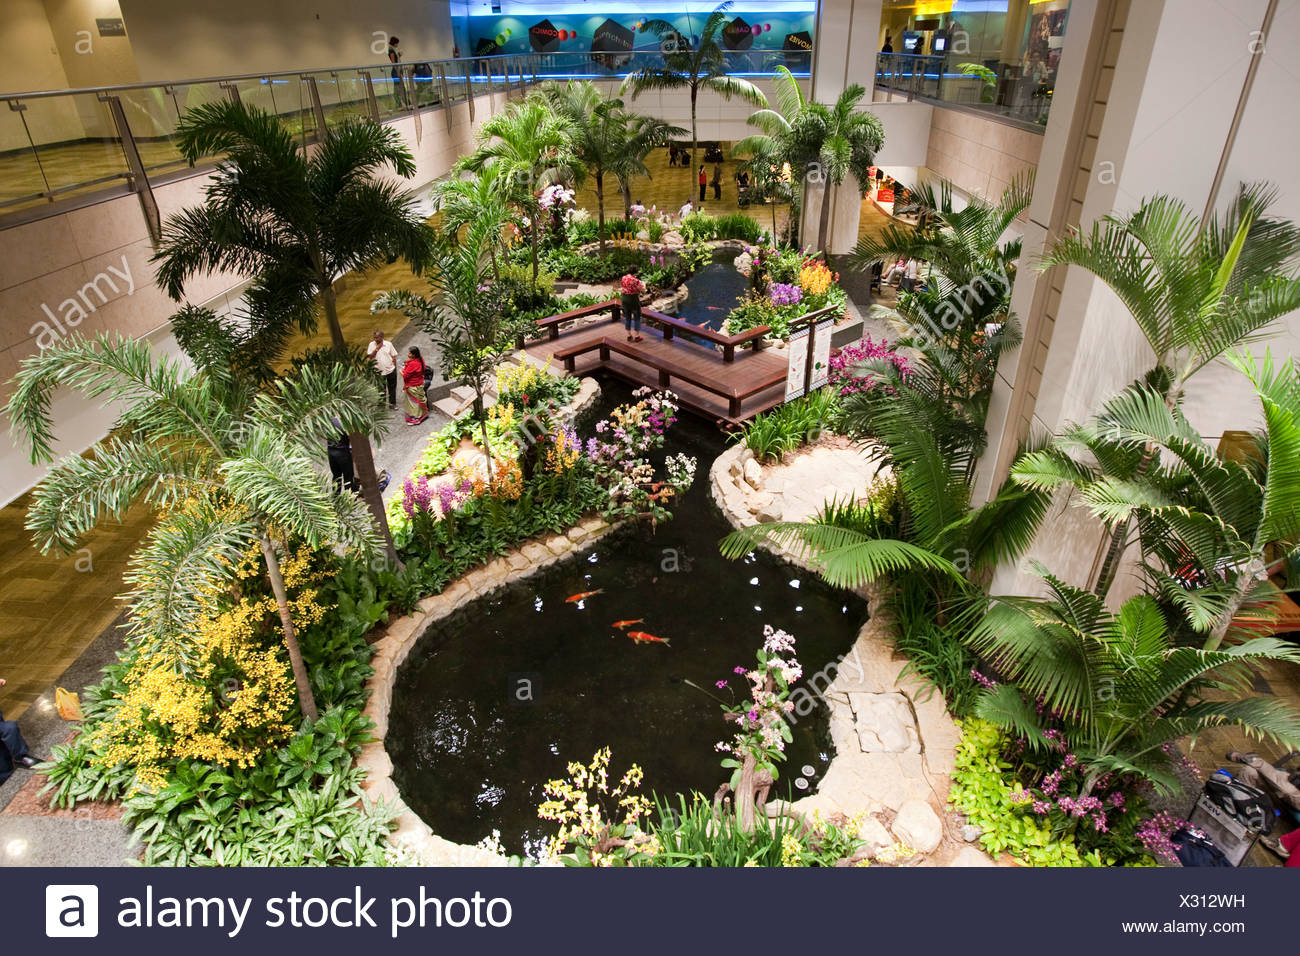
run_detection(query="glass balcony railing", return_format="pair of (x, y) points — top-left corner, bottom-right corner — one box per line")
(873, 52), (1053, 129)
(0, 48), (814, 223)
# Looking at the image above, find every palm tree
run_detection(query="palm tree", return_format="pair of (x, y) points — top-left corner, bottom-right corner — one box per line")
(373, 216), (513, 480)
(849, 175), (1031, 286)
(620, 2), (768, 203)
(615, 112), (688, 218)
(539, 80), (683, 253)
(459, 96), (575, 289)
(6, 332), (386, 722)
(785, 84), (884, 254)
(847, 177), (1032, 473)
(739, 142), (792, 241)
(733, 64), (806, 164)
(969, 564), (1300, 795)
(1040, 183), (1300, 597)
(733, 64), (806, 241)
(151, 100), (434, 564)
(1011, 352), (1300, 651)
(431, 166), (514, 281)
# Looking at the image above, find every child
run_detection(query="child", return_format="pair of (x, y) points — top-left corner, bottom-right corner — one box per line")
(620, 272), (646, 342)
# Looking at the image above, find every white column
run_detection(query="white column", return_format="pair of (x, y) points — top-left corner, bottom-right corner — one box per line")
(806, 0), (884, 252)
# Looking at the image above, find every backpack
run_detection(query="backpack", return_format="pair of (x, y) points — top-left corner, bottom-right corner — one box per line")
(1170, 825), (1232, 867)
(1204, 771), (1275, 834)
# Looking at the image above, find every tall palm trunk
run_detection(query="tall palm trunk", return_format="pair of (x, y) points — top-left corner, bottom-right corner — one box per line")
(595, 170), (607, 255)
(1204, 561), (1262, 651)
(529, 208), (540, 287)
(620, 177), (632, 218)
(320, 283), (399, 565)
(816, 175), (835, 255)
(477, 390), (496, 481)
(689, 85), (699, 206)
(1094, 387), (1182, 600)
(260, 533), (319, 722)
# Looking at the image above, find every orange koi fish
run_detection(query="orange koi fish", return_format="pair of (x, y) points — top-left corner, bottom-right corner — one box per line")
(627, 631), (670, 646)
(612, 619), (643, 629)
(565, 589), (603, 603)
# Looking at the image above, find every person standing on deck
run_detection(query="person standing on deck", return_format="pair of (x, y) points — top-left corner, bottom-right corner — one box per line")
(620, 272), (645, 342)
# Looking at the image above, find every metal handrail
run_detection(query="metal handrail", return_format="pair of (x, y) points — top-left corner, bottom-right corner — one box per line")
(1, 48), (810, 101)
(872, 51), (1052, 132)
(0, 53), (537, 100)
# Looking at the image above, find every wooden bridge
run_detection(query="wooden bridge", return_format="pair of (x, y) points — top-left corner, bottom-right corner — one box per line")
(521, 299), (788, 426)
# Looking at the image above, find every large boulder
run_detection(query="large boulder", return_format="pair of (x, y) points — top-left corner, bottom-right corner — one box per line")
(889, 800), (944, 854)
(849, 692), (921, 754)
(854, 815), (894, 859)
(948, 846), (996, 867)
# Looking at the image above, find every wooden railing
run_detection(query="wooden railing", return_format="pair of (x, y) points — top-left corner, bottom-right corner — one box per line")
(518, 298), (620, 349)
(641, 309), (770, 363)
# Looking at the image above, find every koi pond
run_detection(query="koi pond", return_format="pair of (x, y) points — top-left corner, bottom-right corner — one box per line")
(387, 381), (867, 859)
(675, 247), (750, 331)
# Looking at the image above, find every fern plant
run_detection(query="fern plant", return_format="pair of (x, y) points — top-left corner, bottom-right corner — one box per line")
(968, 563), (1300, 795)
(1011, 351), (1300, 650)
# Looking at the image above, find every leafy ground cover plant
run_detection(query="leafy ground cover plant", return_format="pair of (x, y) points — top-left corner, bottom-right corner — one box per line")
(733, 388), (837, 463)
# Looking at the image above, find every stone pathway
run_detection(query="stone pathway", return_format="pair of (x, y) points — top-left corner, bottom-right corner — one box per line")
(712, 440), (1004, 867)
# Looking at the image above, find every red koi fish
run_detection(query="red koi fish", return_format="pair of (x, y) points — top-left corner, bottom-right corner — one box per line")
(627, 631), (670, 646)
(612, 619), (643, 629)
(565, 589), (603, 603)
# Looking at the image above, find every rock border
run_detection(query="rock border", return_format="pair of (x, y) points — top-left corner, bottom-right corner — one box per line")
(710, 442), (985, 867)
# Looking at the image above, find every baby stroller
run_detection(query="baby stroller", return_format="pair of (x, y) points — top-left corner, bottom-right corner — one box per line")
(1186, 769), (1274, 865)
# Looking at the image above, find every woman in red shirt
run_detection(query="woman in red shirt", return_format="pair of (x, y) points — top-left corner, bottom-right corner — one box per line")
(698, 165), (707, 202)
(620, 272), (645, 343)
(401, 346), (429, 425)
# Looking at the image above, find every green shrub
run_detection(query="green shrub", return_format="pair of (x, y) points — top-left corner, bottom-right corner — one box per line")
(713, 213), (763, 242)
(722, 291), (778, 336)
(679, 211), (717, 243)
(607, 217), (639, 240)
(721, 291), (807, 339)
(735, 389), (838, 463)
(124, 707), (402, 866)
(887, 574), (984, 719)
(497, 261), (556, 309)
(534, 246), (652, 283)
(767, 247), (806, 285)
(949, 718), (1104, 867)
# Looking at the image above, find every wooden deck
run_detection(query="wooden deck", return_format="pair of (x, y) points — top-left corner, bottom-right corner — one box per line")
(523, 306), (788, 426)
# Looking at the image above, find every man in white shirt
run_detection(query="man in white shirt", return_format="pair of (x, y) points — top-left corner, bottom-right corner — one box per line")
(367, 330), (399, 409)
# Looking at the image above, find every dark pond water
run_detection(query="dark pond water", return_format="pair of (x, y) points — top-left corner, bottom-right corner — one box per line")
(674, 248), (750, 332)
(387, 380), (867, 858)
